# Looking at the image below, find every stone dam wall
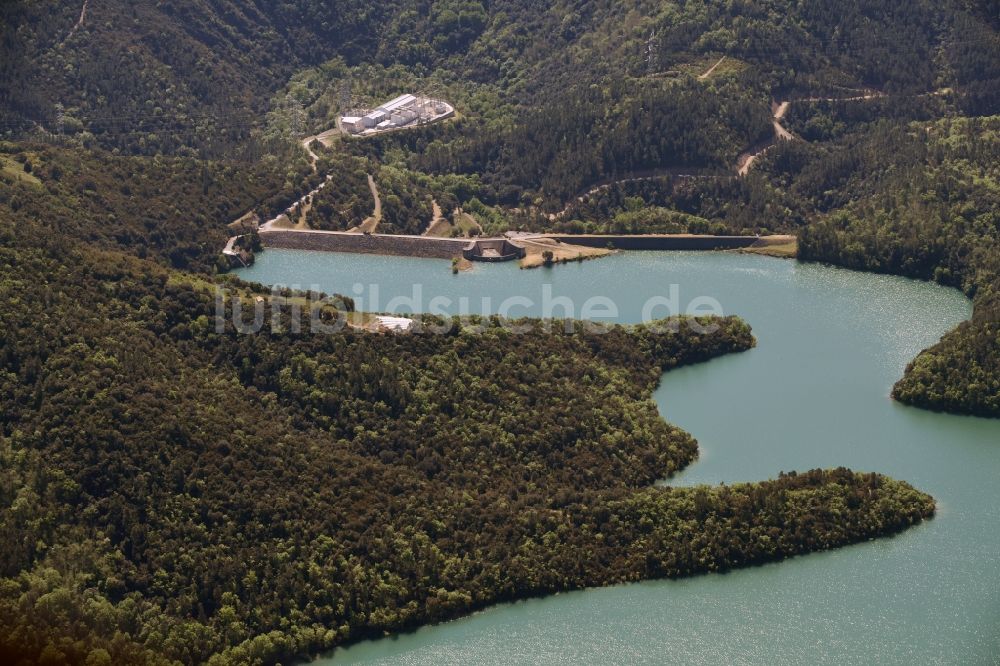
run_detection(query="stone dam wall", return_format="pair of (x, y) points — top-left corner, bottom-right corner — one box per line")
(259, 231), (764, 260)
(546, 235), (759, 250)
(260, 230), (469, 259)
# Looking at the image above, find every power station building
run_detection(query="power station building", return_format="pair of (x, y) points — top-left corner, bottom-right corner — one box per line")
(341, 94), (454, 136)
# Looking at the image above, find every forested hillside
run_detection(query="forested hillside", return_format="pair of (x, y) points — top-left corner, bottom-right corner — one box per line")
(0, 116), (947, 666)
(0, 141), (302, 271)
(0, 0), (997, 661)
(5, 0), (999, 158)
(792, 117), (1000, 416)
(0, 209), (936, 664)
(0, 0), (393, 155)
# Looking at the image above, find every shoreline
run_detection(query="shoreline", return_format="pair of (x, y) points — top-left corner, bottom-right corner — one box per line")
(255, 229), (791, 262)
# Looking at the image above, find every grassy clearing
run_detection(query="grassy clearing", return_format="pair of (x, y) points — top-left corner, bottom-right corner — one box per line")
(425, 218), (453, 237)
(0, 154), (42, 186)
(167, 272), (220, 295)
(674, 55), (748, 80)
(455, 211), (482, 237)
(706, 57), (747, 78)
(228, 211), (260, 231)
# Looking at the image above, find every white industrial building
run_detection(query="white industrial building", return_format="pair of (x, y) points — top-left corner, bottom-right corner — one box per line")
(375, 316), (414, 332)
(341, 93), (454, 136)
(381, 94), (417, 113)
(363, 109), (387, 128)
(341, 116), (364, 133)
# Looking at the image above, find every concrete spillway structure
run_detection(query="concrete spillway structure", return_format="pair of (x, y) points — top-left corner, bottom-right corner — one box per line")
(462, 239), (527, 263)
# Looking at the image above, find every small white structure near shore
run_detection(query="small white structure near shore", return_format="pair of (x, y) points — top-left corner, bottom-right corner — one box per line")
(342, 93), (454, 136)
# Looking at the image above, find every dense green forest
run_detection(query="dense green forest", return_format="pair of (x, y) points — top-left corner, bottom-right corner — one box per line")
(792, 117), (1000, 416)
(0, 0), (998, 662)
(0, 141), (302, 272)
(0, 210), (936, 663)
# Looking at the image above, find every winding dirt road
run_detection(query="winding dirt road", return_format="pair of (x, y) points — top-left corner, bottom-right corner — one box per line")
(299, 128), (341, 171)
(60, 0), (89, 46)
(698, 56), (727, 80)
(301, 138), (320, 172)
(772, 101), (793, 139)
(736, 92), (895, 176)
(549, 168), (719, 220)
(352, 175), (382, 234)
(423, 199), (451, 236)
(737, 100), (796, 176)
(259, 175), (333, 232)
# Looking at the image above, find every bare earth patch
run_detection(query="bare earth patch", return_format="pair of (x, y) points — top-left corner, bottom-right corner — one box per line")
(267, 214), (297, 231)
(519, 237), (614, 269)
(739, 235), (798, 258)
(424, 199), (453, 237)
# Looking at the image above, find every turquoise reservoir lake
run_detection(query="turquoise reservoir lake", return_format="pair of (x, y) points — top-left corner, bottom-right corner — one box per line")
(238, 250), (1000, 665)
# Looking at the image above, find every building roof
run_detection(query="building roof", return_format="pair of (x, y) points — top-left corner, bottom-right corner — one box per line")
(341, 116), (362, 123)
(379, 94), (417, 113)
(375, 316), (414, 331)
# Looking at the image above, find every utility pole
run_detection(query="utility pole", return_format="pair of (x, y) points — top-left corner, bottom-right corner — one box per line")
(338, 80), (353, 115)
(646, 29), (658, 75)
(289, 98), (305, 138)
(54, 103), (65, 138)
